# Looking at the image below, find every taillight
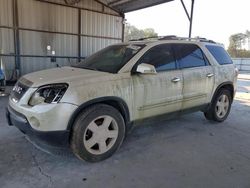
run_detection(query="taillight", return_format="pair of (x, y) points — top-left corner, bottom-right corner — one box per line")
(235, 67), (239, 77)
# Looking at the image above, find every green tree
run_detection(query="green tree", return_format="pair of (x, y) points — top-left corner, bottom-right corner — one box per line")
(143, 28), (158, 38)
(124, 23), (158, 42)
(227, 32), (250, 58)
(246, 30), (250, 50)
(246, 30), (250, 38)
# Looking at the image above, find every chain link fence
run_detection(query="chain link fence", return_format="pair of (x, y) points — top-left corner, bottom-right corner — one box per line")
(233, 58), (250, 72)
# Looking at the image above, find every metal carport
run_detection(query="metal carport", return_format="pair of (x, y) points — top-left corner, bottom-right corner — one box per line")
(97, 0), (195, 37)
(0, 0), (195, 80)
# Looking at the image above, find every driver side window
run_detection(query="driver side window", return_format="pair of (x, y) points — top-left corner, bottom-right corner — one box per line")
(138, 44), (176, 72)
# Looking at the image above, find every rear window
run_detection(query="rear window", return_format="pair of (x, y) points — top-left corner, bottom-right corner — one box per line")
(206, 45), (233, 65)
(173, 44), (208, 69)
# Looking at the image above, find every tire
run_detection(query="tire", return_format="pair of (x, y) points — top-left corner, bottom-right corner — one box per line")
(204, 89), (233, 122)
(204, 89), (232, 122)
(70, 104), (126, 162)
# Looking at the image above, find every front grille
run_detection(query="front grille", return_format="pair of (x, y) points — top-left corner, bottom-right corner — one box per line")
(11, 78), (32, 102)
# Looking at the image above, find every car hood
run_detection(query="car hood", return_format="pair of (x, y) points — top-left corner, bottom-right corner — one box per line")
(22, 66), (112, 87)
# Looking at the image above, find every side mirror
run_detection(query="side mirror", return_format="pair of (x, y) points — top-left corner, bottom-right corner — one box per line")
(136, 63), (157, 74)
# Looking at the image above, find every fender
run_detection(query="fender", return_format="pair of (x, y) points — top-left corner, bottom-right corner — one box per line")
(66, 96), (130, 131)
(211, 81), (234, 103)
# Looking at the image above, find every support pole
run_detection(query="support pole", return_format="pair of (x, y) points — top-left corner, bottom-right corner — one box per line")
(180, 0), (195, 38)
(13, 0), (21, 77)
(78, 8), (81, 62)
(180, 0), (190, 21)
(189, 0), (195, 38)
(121, 13), (125, 42)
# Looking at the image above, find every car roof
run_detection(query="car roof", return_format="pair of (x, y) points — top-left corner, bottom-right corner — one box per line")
(122, 36), (223, 47)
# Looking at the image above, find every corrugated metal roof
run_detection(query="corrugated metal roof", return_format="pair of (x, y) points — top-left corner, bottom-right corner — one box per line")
(100, 0), (174, 13)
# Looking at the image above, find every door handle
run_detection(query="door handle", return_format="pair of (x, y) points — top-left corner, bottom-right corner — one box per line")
(206, 73), (214, 78)
(171, 77), (181, 83)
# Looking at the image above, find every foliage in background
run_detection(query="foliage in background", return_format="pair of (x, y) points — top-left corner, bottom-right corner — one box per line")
(124, 23), (158, 42)
(227, 30), (250, 58)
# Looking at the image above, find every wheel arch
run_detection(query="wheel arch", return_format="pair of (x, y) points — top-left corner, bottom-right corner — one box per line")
(212, 81), (234, 103)
(67, 97), (131, 132)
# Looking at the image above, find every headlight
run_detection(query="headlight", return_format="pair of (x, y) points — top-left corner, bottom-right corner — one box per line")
(29, 84), (68, 106)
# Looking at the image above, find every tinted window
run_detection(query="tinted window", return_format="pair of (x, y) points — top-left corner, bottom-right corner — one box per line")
(206, 45), (233, 65)
(74, 44), (145, 73)
(138, 44), (176, 72)
(174, 44), (208, 69)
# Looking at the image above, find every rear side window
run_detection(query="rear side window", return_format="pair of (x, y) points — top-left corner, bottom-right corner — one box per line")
(173, 44), (208, 69)
(138, 44), (176, 72)
(206, 45), (233, 65)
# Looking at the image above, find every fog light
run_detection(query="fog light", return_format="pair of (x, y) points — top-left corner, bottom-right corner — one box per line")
(29, 117), (40, 128)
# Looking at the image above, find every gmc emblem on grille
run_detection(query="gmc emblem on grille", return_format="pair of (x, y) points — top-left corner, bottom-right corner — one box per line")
(13, 85), (23, 94)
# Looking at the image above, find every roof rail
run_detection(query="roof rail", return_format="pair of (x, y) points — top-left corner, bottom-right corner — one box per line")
(159, 36), (216, 43)
(129, 35), (217, 44)
(158, 35), (177, 40)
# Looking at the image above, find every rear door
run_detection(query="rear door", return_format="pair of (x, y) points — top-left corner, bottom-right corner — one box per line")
(132, 44), (183, 120)
(173, 43), (215, 110)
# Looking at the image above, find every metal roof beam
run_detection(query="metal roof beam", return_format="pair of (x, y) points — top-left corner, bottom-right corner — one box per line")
(108, 0), (131, 6)
(94, 0), (123, 16)
(108, 0), (174, 13)
(180, 0), (190, 21)
(179, 0), (195, 38)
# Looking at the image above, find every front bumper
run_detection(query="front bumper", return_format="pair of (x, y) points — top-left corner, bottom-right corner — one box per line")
(6, 105), (70, 148)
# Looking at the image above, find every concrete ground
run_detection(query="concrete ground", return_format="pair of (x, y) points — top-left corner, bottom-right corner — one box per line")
(0, 74), (250, 188)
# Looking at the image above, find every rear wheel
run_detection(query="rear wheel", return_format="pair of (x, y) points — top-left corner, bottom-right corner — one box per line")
(70, 104), (126, 162)
(204, 89), (232, 122)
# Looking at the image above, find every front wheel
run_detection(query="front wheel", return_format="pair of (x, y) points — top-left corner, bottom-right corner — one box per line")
(70, 104), (126, 162)
(204, 89), (232, 122)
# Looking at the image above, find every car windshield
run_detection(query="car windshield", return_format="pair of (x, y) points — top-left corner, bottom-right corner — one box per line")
(73, 44), (145, 73)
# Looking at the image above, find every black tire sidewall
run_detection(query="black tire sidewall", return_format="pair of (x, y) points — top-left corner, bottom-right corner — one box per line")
(71, 104), (125, 162)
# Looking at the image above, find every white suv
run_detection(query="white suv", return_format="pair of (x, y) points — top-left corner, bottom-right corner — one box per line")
(6, 37), (238, 162)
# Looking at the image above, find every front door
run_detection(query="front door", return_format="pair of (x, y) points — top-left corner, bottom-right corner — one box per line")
(132, 44), (183, 120)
